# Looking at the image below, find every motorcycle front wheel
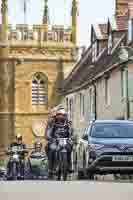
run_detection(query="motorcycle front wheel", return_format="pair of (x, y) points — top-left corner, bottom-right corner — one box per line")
(58, 152), (68, 181)
(12, 162), (18, 180)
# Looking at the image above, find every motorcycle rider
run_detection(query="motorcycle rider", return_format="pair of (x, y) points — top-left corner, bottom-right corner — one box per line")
(45, 109), (73, 177)
(34, 141), (43, 152)
(7, 134), (27, 179)
(30, 141), (46, 157)
(45, 105), (65, 135)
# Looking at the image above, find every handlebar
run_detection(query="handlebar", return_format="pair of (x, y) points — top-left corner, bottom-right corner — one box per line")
(6, 149), (28, 154)
(50, 138), (72, 143)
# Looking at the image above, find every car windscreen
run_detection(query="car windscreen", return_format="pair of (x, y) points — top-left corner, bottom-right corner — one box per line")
(91, 123), (133, 138)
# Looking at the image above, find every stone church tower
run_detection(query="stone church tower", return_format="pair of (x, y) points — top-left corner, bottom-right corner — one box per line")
(0, 0), (79, 147)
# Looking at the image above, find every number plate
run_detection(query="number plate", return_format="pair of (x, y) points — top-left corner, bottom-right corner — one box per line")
(112, 156), (133, 162)
(59, 139), (67, 146)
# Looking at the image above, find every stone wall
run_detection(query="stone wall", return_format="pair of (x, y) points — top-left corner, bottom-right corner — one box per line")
(96, 68), (124, 119)
(14, 60), (59, 144)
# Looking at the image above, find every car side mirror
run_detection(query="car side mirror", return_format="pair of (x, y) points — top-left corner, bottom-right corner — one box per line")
(82, 135), (88, 141)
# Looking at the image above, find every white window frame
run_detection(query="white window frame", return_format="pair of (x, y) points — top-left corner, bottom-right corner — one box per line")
(89, 87), (95, 120)
(121, 68), (127, 99)
(128, 19), (133, 43)
(79, 93), (85, 119)
(105, 77), (111, 106)
(69, 98), (74, 121)
(92, 41), (98, 63)
(108, 33), (113, 54)
(66, 97), (69, 112)
(89, 88), (93, 114)
(32, 73), (48, 106)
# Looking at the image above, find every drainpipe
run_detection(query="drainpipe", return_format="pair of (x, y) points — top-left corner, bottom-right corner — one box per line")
(125, 65), (130, 120)
(118, 46), (130, 120)
(93, 83), (97, 120)
(119, 45), (133, 120)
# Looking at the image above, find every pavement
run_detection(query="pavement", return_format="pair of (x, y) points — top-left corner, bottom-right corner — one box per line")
(0, 179), (133, 200)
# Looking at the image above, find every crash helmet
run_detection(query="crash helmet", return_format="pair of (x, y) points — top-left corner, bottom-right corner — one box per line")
(56, 104), (65, 111)
(16, 133), (23, 141)
(56, 109), (66, 116)
(34, 141), (43, 149)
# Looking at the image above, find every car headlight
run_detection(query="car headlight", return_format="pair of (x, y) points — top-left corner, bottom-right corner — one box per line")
(128, 147), (133, 151)
(89, 143), (104, 150)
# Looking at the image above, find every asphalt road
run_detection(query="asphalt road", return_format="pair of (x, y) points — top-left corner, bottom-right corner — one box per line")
(0, 180), (133, 200)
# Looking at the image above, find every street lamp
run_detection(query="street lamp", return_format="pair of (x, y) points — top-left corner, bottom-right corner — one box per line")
(119, 45), (133, 120)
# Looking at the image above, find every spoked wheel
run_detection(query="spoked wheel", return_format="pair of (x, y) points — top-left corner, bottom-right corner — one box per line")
(82, 152), (87, 179)
(63, 166), (68, 181)
(24, 161), (32, 180)
(62, 153), (68, 181)
(12, 162), (18, 180)
(88, 173), (94, 180)
(77, 170), (84, 180)
(57, 152), (68, 181)
(57, 168), (61, 181)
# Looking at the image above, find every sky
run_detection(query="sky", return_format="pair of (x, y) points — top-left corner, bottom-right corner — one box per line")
(0, 0), (115, 46)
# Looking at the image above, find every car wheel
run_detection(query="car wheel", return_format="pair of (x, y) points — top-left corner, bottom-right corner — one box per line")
(24, 160), (32, 180)
(83, 152), (87, 178)
(73, 152), (78, 172)
(77, 170), (84, 180)
(88, 173), (94, 180)
(113, 174), (120, 180)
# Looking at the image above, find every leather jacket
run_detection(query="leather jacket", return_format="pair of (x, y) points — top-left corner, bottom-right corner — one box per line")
(8, 142), (27, 159)
(46, 119), (72, 142)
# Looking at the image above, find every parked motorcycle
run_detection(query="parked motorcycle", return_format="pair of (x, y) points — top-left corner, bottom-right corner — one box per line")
(6, 146), (28, 180)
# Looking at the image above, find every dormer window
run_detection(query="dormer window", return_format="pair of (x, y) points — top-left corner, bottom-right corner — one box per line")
(92, 41), (98, 63)
(108, 33), (113, 54)
(128, 19), (133, 43)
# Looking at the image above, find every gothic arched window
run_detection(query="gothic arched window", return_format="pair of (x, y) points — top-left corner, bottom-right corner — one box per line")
(32, 73), (48, 105)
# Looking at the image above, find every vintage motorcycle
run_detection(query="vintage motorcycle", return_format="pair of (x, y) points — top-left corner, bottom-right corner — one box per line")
(56, 138), (72, 181)
(27, 151), (48, 180)
(6, 146), (28, 180)
(0, 167), (6, 180)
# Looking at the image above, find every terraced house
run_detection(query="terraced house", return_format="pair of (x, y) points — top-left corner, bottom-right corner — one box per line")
(62, 0), (133, 136)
